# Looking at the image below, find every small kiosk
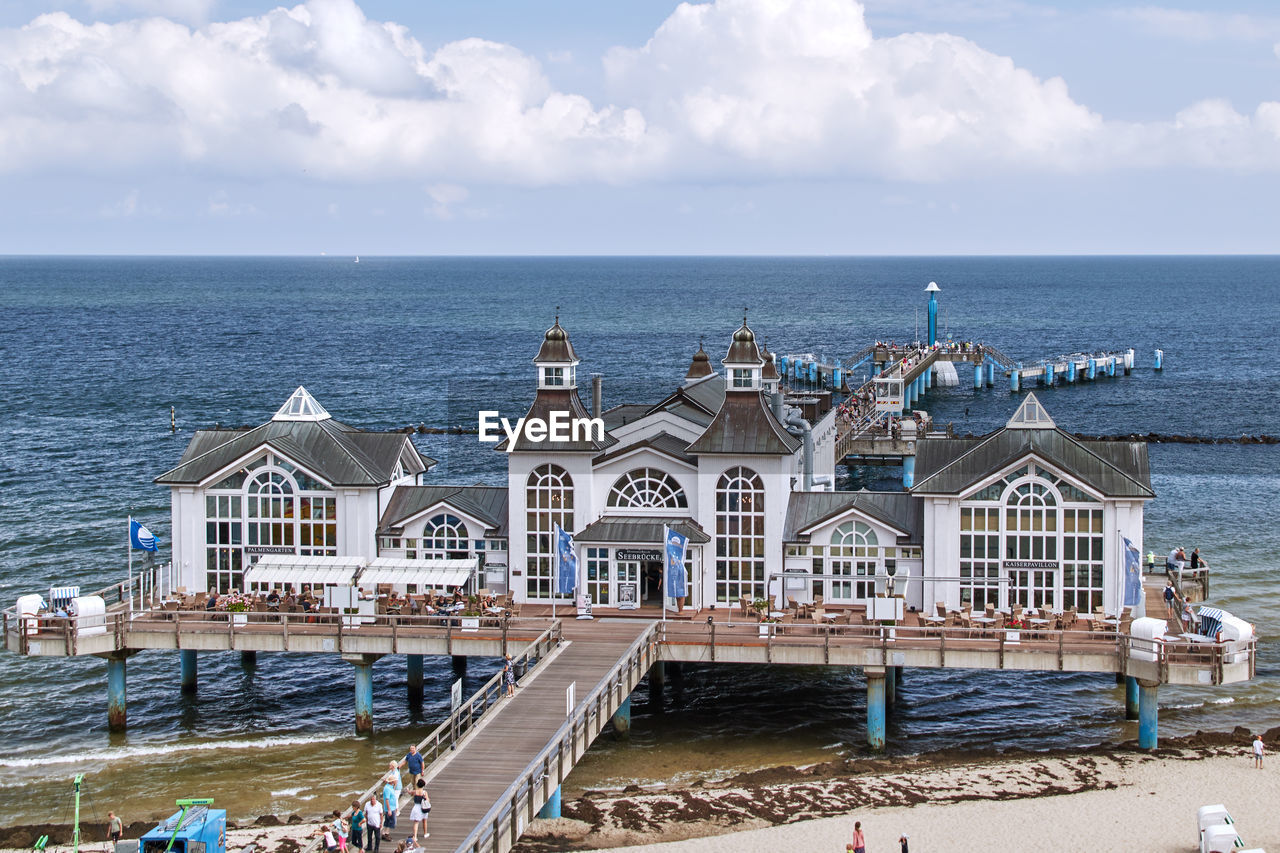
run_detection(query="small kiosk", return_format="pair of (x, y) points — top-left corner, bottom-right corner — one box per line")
(140, 800), (226, 853)
(873, 375), (905, 415)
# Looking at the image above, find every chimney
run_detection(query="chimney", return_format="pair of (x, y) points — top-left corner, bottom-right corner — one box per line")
(591, 374), (603, 419)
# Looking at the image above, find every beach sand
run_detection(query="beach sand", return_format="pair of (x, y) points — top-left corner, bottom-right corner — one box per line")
(7, 731), (1277, 853)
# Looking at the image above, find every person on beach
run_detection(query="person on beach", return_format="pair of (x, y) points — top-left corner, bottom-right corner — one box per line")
(409, 778), (431, 842)
(320, 826), (339, 853)
(899, 834), (909, 853)
(847, 821), (866, 853)
(349, 800), (365, 851)
(332, 815), (348, 852)
(363, 797), (383, 853)
(1164, 581), (1177, 619)
(1254, 734), (1265, 769)
(107, 812), (123, 844)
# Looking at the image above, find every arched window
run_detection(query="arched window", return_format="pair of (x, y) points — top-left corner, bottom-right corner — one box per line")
(246, 470), (295, 552)
(607, 468), (688, 509)
(714, 467), (765, 604)
(424, 513), (470, 559)
(1004, 478), (1059, 609)
(527, 464), (574, 600)
(829, 521), (878, 600)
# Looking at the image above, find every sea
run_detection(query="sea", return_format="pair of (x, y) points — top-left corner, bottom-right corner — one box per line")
(0, 256), (1277, 827)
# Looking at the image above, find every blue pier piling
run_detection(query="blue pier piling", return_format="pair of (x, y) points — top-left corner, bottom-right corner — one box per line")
(1107, 357), (1116, 377)
(180, 649), (197, 693)
(612, 695), (632, 736)
(1067, 361), (1077, 383)
(809, 362), (817, 384)
(347, 655), (377, 736)
(538, 786), (562, 819)
(986, 361), (995, 387)
(407, 654), (424, 703)
(1154, 349), (1164, 371)
(832, 367), (842, 390)
(866, 668), (886, 751)
(1125, 676), (1140, 721)
(873, 362), (882, 377)
(926, 281), (940, 347)
(924, 367), (932, 391)
(1087, 358), (1096, 380)
(902, 456), (915, 489)
(779, 356), (788, 376)
(1138, 680), (1158, 748)
(107, 654), (127, 732)
(1044, 363), (1054, 385)
(974, 364), (983, 389)
(1124, 349), (1134, 375)
(1011, 370), (1020, 393)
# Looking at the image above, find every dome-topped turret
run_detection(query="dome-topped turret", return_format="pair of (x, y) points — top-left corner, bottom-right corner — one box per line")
(760, 340), (780, 383)
(733, 324), (756, 343)
(685, 339), (715, 380)
(534, 315), (578, 365)
(723, 314), (764, 369)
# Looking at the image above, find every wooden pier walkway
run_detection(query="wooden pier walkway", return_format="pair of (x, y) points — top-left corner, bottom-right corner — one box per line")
(424, 619), (654, 853)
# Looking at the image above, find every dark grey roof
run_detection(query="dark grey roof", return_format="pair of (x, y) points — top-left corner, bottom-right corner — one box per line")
(723, 322), (764, 366)
(156, 418), (430, 487)
(593, 432), (697, 467)
(575, 516), (710, 545)
(686, 390), (801, 455)
(533, 321), (577, 363)
(784, 491), (923, 544)
(645, 374), (725, 428)
(912, 428), (1154, 498)
(379, 485), (509, 536)
(499, 388), (617, 452)
(601, 404), (652, 431)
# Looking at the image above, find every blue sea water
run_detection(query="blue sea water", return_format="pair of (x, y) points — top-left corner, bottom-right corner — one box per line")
(0, 256), (1277, 824)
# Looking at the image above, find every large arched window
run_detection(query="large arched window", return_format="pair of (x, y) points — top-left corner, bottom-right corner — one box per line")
(829, 521), (878, 600)
(714, 467), (765, 604)
(607, 468), (688, 509)
(527, 464), (574, 599)
(247, 471), (295, 552)
(1004, 479), (1059, 609)
(423, 513), (470, 559)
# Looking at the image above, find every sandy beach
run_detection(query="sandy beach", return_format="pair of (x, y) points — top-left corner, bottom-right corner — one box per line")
(6, 729), (1277, 853)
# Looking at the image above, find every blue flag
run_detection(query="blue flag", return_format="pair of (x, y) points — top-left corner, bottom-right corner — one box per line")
(664, 526), (688, 599)
(1122, 536), (1142, 607)
(130, 519), (158, 552)
(554, 524), (577, 595)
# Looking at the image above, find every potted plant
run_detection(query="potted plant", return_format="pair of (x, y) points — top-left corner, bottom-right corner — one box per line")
(226, 600), (249, 625)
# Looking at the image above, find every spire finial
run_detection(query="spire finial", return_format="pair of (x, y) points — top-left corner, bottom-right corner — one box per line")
(743, 307), (748, 327)
(699, 336), (705, 351)
(554, 305), (560, 325)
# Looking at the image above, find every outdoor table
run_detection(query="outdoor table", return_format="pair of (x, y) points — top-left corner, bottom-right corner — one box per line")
(768, 611), (787, 619)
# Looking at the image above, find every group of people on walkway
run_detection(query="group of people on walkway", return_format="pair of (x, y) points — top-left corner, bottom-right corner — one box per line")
(325, 745), (431, 853)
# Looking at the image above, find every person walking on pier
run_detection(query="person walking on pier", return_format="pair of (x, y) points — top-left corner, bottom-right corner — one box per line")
(1164, 580), (1177, 619)
(363, 797), (383, 853)
(1253, 734), (1265, 769)
(349, 801), (365, 851)
(107, 812), (122, 845)
(404, 744), (424, 784)
(409, 778), (430, 843)
(504, 654), (516, 696)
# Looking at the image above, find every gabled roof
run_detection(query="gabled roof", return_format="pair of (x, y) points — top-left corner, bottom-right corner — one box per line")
(784, 491), (923, 544)
(601, 404), (653, 431)
(912, 397), (1153, 498)
(645, 374), (726, 428)
(499, 388), (617, 452)
(379, 485), (509, 536)
(686, 389), (801, 455)
(593, 432), (697, 468)
(156, 414), (430, 487)
(575, 516), (710, 545)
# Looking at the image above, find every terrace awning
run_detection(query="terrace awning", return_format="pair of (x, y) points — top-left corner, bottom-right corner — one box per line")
(243, 555), (365, 588)
(357, 557), (477, 590)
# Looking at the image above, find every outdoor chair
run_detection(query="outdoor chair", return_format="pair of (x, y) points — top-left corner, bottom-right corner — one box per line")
(984, 602), (996, 619)
(935, 602), (947, 619)
(739, 596), (753, 617)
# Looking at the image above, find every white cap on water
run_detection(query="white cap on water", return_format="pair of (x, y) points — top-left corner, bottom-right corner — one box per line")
(925, 281), (940, 292)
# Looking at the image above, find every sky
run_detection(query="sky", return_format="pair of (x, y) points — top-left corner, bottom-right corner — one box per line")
(1, 0), (1279, 254)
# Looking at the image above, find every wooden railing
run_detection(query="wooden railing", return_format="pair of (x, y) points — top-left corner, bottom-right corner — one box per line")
(299, 621), (566, 853)
(454, 623), (659, 853)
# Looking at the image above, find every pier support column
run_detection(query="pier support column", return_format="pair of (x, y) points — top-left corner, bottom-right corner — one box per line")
(986, 362), (995, 387)
(865, 666), (886, 751)
(612, 696), (632, 737)
(648, 661), (666, 707)
(180, 649), (197, 693)
(538, 786), (562, 820)
(1067, 362), (1076, 383)
(451, 655), (467, 676)
(106, 653), (129, 732)
(885, 665), (896, 707)
(1107, 358), (1116, 377)
(1138, 680), (1159, 749)
(974, 364), (983, 390)
(924, 367), (932, 390)
(407, 654), (424, 704)
(1154, 349), (1163, 371)
(344, 653), (382, 736)
(902, 456), (915, 489)
(240, 650), (257, 668)
(1010, 371), (1020, 393)
(1125, 676), (1141, 721)
(1044, 363), (1054, 386)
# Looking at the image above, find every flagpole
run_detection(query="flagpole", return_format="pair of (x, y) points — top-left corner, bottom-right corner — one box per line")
(661, 528), (667, 624)
(127, 515), (134, 615)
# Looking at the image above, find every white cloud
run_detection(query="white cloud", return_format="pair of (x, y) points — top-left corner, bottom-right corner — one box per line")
(425, 183), (468, 219)
(100, 188), (140, 217)
(1, 0), (1279, 187)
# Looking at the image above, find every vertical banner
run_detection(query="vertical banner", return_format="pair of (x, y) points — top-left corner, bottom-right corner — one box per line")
(664, 526), (688, 599)
(554, 524), (578, 596)
(1122, 536), (1143, 607)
